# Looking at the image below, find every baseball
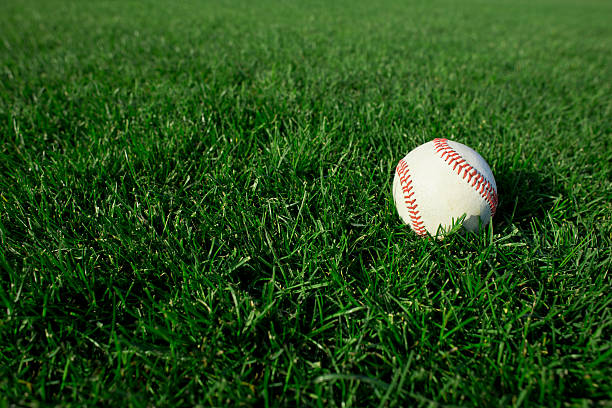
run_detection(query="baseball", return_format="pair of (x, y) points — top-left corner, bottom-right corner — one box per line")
(393, 138), (498, 237)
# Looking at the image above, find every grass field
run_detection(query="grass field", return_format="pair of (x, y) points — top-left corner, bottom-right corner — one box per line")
(1, 0), (611, 406)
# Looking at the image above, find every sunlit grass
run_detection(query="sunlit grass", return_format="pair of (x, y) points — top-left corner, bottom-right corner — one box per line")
(1, 0), (611, 405)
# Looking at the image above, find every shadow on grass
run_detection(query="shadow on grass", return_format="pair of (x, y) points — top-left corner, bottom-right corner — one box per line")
(493, 163), (565, 232)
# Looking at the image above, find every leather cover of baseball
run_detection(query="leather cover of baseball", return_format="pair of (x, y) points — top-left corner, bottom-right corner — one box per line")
(393, 138), (498, 237)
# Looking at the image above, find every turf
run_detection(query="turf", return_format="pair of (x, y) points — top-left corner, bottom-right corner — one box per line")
(1, 0), (611, 406)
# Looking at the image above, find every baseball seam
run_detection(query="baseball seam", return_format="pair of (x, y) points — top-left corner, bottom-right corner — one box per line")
(432, 138), (498, 216)
(396, 159), (427, 236)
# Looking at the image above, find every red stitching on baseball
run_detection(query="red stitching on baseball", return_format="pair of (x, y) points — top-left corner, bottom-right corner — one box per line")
(396, 159), (427, 236)
(433, 138), (498, 216)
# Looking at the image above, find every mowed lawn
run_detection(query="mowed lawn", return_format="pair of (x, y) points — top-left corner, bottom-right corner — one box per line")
(1, 0), (611, 405)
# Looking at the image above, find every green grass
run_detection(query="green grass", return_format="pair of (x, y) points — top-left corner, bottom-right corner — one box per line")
(1, 0), (611, 406)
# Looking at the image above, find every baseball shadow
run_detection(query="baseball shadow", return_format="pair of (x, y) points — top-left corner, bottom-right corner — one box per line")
(492, 163), (563, 232)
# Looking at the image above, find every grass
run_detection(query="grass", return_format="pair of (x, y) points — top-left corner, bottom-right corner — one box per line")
(1, 0), (611, 406)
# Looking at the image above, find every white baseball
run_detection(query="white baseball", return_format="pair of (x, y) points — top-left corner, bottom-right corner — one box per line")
(393, 138), (498, 237)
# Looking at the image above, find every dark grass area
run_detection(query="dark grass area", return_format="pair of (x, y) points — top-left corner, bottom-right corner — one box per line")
(1, 0), (611, 406)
